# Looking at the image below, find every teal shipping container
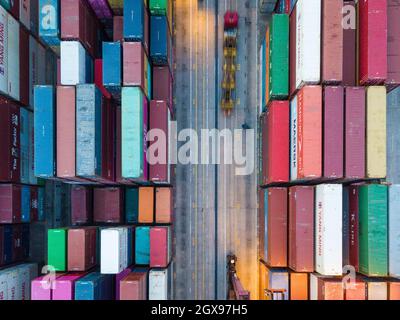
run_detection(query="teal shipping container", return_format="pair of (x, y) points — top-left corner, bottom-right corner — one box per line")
(125, 188), (139, 224)
(135, 226), (150, 265)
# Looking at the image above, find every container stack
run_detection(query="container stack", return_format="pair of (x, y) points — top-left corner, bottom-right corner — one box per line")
(0, 0), (177, 301)
(0, 0), (55, 299)
(258, 0), (400, 300)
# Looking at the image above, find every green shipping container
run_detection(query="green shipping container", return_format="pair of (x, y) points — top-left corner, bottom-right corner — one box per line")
(268, 14), (289, 101)
(0, 0), (11, 11)
(47, 229), (67, 271)
(359, 184), (388, 276)
(149, 0), (168, 15)
(125, 187), (139, 223)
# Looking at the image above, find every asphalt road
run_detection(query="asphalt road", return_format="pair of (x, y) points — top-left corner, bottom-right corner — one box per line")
(174, 0), (260, 300)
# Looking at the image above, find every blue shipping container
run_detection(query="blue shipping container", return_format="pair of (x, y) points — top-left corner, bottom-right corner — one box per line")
(135, 227), (150, 265)
(389, 185), (400, 277)
(125, 188), (139, 224)
(76, 84), (102, 179)
(38, 187), (45, 221)
(75, 272), (114, 300)
(3, 225), (13, 265)
(124, 0), (147, 43)
(34, 86), (56, 178)
(150, 15), (171, 66)
(20, 108), (30, 184)
(38, 0), (60, 46)
(21, 186), (31, 223)
(103, 42), (121, 98)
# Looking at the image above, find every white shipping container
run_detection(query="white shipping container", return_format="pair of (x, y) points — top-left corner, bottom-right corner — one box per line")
(101, 228), (128, 274)
(367, 282), (387, 300)
(295, 0), (321, 90)
(389, 185), (400, 277)
(0, 272), (7, 300)
(290, 95), (298, 181)
(29, 35), (38, 107)
(5, 268), (19, 300)
(18, 263), (38, 300)
(0, 6), (8, 95)
(315, 184), (343, 276)
(309, 273), (318, 301)
(61, 41), (86, 85)
(149, 269), (168, 300)
(7, 13), (19, 101)
(20, 0), (31, 30)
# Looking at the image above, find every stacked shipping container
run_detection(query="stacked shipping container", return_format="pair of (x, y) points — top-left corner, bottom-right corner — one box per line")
(258, 0), (400, 300)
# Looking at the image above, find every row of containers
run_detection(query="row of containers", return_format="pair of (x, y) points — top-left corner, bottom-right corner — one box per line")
(0, 261), (173, 300)
(257, 0), (400, 300)
(258, 183), (400, 300)
(0, 0), (175, 300)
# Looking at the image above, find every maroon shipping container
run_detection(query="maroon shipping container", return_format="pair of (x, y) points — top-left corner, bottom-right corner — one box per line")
(321, 0), (343, 83)
(71, 186), (93, 225)
(30, 186), (38, 222)
(267, 188), (288, 267)
(324, 87), (344, 179)
(0, 226), (3, 266)
(93, 188), (122, 223)
(149, 100), (169, 183)
(68, 227), (97, 272)
(123, 42), (147, 91)
(120, 272), (147, 301)
(289, 5), (297, 97)
(0, 185), (21, 224)
(57, 86), (77, 180)
(61, 0), (86, 41)
(19, 27), (30, 107)
(113, 16), (124, 42)
(349, 185), (360, 271)
(153, 66), (173, 111)
(9, 0), (19, 19)
(386, 0), (400, 89)
(258, 188), (265, 260)
(150, 227), (170, 268)
(345, 87), (365, 179)
(0, 100), (20, 183)
(289, 186), (314, 272)
(101, 98), (116, 183)
(359, 0), (388, 85)
(342, 1), (357, 86)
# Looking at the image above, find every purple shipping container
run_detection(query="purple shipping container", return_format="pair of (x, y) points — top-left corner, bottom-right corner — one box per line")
(71, 186), (93, 225)
(87, 0), (113, 19)
(153, 66), (173, 112)
(0, 185), (21, 224)
(387, 0), (400, 89)
(345, 87), (366, 179)
(342, 1), (357, 86)
(324, 86), (344, 179)
(113, 16), (124, 42)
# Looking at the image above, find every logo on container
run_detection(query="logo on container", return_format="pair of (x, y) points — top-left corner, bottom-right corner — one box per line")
(342, 265), (356, 289)
(41, 265), (57, 290)
(342, 4), (356, 30)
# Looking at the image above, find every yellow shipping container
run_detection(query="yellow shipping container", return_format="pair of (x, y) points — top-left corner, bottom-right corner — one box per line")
(366, 86), (387, 179)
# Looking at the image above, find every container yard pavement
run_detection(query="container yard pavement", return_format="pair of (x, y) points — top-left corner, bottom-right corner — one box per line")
(174, 0), (259, 299)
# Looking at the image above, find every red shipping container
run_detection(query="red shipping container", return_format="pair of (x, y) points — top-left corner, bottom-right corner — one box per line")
(149, 100), (170, 183)
(113, 16), (124, 42)
(297, 86), (322, 180)
(317, 277), (344, 300)
(264, 101), (289, 184)
(258, 188), (265, 260)
(266, 188), (287, 267)
(0, 184), (21, 224)
(153, 66), (173, 110)
(342, 1), (357, 86)
(57, 86), (77, 179)
(120, 271), (147, 300)
(323, 87), (344, 178)
(9, 0), (19, 19)
(345, 87), (365, 179)
(321, 0), (343, 83)
(123, 42), (148, 92)
(71, 186), (93, 225)
(30, 186), (39, 222)
(359, 0), (388, 85)
(19, 27), (29, 107)
(0, 100), (20, 183)
(386, 0), (400, 89)
(345, 280), (366, 300)
(150, 227), (171, 268)
(289, 5), (297, 97)
(389, 282), (400, 300)
(68, 227), (97, 271)
(289, 186), (314, 272)
(261, 112), (268, 186)
(94, 60), (112, 99)
(93, 188), (122, 223)
(349, 185), (360, 271)
(155, 188), (173, 224)
(61, 0), (86, 42)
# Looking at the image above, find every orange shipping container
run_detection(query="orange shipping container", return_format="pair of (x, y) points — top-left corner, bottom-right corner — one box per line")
(290, 273), (308, 300)
(155, 188), (173, 224)
(345, 281), (366, 300)
(139, 187), (154, 223)
(389, 282), (400, 300)
(295, 86), (322, 180)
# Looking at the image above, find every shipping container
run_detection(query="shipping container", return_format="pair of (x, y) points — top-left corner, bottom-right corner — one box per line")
(87, 0), (112, 20)
(365, 279), (387, 300)
(348, 185), (360, 271)
(389, 281), (400, 300)
(264, 267), (289, 300)
(123, 0), (149, 54)
(52, 273), (86, 300)
(150, 15), (171, 66)
(342, 1), (357, 86)
(288, 186), (314, 272)
(71, 186), (93, 225)
(0, 6), (8, 96)
(315, 184), (342, 276)
(120, 270), (147, 300)
(113, 15), (123, 41)
(60, 41), (87, 85)
(100, 228), (128, 274)
(310, 274), (344, 300)
(289, 5), (296, 96)
(75, 272), (114, 300)
(387, 87), (400, 184)
(389, 185), (400, 277)
(345, 87), (366, 179)
(19, 0), (31, 29)
(386, 0), (400, 89)
(366, 86), (387, 179)
(323, 86), (344, 178)
(290, 86), (322, 181)
(344, 280), (366, 300)
(67, 227), (97, 272)
(263, 101), (289, 184)
(359, 0), (387, 85)
(155, 187), (173, 224)
(93, 188), (123, 224)
(103, 42), (121, 98)
(47, 228), (67, 271)
(150, 227), (171, 268)
(7, 13), (19, 101)
(38, 0), (60, 47)
(149, 268), (170, 300)
(359, 184), (388, 277)
(136, 227), (150, 265)
(0, 184), (21, 224)
(289, 272), (308, 300)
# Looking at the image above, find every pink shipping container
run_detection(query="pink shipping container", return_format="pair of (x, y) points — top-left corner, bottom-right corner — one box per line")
(113, 16), (123, 42)
(153, 66), (173, 111)
(386, 0), (400, 89)
(52, 274), (86, 300)
(150, 227), (171, 268)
